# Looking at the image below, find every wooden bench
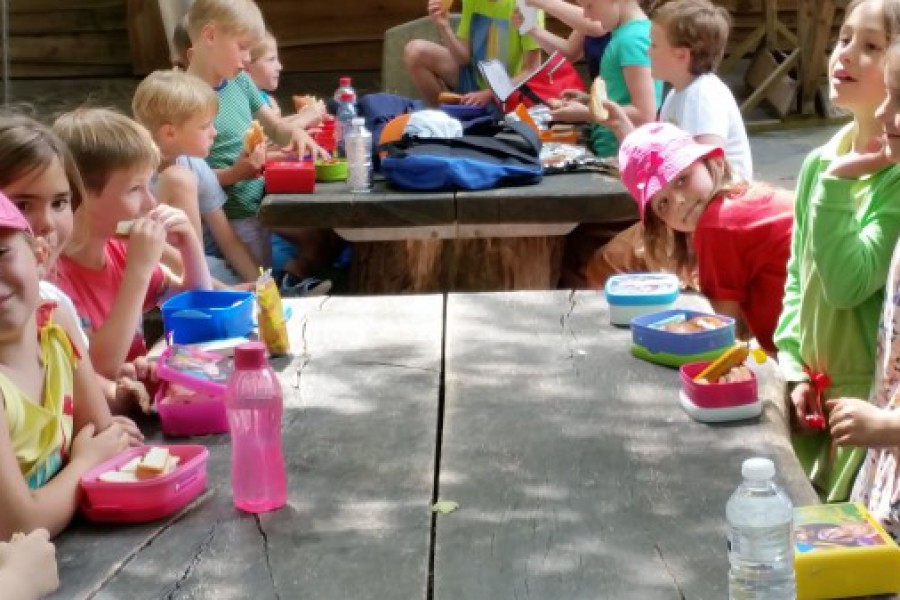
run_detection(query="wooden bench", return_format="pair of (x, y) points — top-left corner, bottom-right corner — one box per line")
(52, 291), (817, 599)
(259, 172), (636, 293)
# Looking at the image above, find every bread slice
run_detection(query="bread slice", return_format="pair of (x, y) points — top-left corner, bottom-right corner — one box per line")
(99, 470), (141, 483)
(243, 120), (266, 153)
(115, 220), (135, 237)
(589, 77), (609, 121)
(135, 447), (170, 480)
(119, 455), (142, 473)
(438, 91), (463, 105)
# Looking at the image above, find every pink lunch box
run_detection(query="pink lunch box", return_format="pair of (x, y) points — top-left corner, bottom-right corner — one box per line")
(155, 346), (230, 437)
(79, 445), (209, 523)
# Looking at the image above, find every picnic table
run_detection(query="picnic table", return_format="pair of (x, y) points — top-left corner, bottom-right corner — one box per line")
(258, 172), (636, 293)
(53, 291), (816, 599)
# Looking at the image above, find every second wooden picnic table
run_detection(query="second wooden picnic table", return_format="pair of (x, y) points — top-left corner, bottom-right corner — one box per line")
(259, 172), (636, 293)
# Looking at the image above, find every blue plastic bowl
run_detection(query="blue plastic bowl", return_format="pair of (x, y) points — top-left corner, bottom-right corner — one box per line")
(161, 290), (254, 344)
(630, 309), (735, 367)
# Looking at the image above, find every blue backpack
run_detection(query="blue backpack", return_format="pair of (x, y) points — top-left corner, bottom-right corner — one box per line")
(380, 121), (542, 192)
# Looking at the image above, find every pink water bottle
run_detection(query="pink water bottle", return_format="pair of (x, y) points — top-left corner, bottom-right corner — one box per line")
(226, 342), (287, 513)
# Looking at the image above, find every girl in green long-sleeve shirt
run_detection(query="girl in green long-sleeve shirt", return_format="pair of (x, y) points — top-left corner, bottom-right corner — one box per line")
(774, 0), (900, 502)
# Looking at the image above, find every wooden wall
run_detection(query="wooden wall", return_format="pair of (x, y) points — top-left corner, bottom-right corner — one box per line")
(9, 0), (132, 78)
(6, 0), (840, 78)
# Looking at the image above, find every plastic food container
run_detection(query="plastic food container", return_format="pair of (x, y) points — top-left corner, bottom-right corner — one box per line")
(155, 345), (230, 437)
(630, 308), (735, 367)
(313, 119), (337, 154)
(604, 273), (680, 326)
(161, 290), (254, 345)
(264, 160), (315, 194)
(679, 360), (761, 422)
(315, 159), (348, 182)
(79, 445), (209, 523)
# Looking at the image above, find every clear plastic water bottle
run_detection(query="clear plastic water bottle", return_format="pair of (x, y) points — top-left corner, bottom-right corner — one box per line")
(726, 457), (796, 600)
(345, 117), (372, 193)
(226, 341), (287, 513)
(334, 76), (357, 158)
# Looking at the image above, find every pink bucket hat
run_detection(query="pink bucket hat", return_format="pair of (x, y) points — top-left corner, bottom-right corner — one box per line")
(0, 191), (30, 234)
(618, 122), (723, 221)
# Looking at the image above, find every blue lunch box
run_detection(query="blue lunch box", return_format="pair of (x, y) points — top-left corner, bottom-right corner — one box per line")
(630, 308), (735, 368)
(604, 273), (680, 326)
(161, 290), (255, 345)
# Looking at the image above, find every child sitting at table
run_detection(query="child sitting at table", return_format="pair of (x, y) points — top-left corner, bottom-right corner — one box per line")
(618, 122), (792, 352)
(403, 0), (544, 108)
(0, 192), (130, 539)
(776, 0), (900, 503)
(0, 114), (153, 419)
(547, 0), (663, 158)
(247, 31), (327, 130)
(186, 0), (330, 288)
(132, 69), (260, 285)
(831, 41), (900, 538)
(52, 108), (212, 380)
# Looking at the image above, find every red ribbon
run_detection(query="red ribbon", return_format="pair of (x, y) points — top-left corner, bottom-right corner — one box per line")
(803, 368), (831, 430)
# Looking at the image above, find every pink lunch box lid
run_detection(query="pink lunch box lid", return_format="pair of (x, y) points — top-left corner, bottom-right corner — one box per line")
(156, 345), (229, 396)
(79, 445), (209, 523)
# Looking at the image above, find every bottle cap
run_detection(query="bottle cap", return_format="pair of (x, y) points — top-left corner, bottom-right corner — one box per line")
(742, 457), (775, 481)
(351, 117), (365, 126)
(234, 341), (267, 370)
(339, 76), (352, 87)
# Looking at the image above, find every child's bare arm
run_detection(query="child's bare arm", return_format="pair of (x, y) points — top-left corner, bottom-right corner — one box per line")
(526, 0), (605, 36)
(428, 0), (471, 65)
(619, 65), (658, 127)
(0, 403), (127, 539)
(204, 208), (261, 282)
(515, 12), (583, 62)
(156, 165), (203, 243)
(151, 205), (212, 297)
(87, 219), (166, 378)
(215, 144), (265, 187)
(256, 105), (328, 161)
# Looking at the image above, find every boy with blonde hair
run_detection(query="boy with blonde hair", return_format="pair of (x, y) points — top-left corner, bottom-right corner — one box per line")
(186, 0), (326, 271)
(53, 108), (211, 378)
(133, 69), (259, 285)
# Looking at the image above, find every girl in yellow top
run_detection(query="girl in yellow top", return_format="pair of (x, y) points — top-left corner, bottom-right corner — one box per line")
(0, 192), (130, 540)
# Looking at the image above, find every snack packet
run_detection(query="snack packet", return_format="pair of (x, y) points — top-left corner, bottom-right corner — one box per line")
(256, 269), (290, 356)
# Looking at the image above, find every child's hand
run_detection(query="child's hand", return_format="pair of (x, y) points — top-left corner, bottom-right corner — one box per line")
(149, 204), (195, 251)
(291, 128), (329, 162)
(560, 89), (590, 104)
(232, 145), (265, 181)
(70, 422), (129, 469)
(550, 100), (591, 123)
(427, 0), (450, 26)
(125, 218), (166, 275)
(461, 89), (494, 107)
(596, 99), (634, 137)
(789, 381), (820, 433)
(119, 356), (155, 384)
(0, 529), (59, 597)
(110, 415), (145, 446)
(826, 397), (900, 447)
(825, 138), (893, 179)
(115, 377), (152, 415)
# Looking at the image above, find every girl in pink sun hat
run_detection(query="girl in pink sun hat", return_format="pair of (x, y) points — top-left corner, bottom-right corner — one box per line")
(618, 121), (794, 353)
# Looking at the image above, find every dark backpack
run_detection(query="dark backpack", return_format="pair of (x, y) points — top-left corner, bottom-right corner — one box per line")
(379, 121), (542, 192)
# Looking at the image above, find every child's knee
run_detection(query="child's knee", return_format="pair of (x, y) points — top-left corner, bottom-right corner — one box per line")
(403, 39), (432, 69)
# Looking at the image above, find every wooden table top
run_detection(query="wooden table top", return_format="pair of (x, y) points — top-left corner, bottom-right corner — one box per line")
(258, 172), (635, 233)
(52, 292), (815, 599)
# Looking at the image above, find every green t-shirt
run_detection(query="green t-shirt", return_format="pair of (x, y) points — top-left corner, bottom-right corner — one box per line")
(774, 123), (900, 501)
(590, 18), (663, 157)
(206, 72), (265, 220)
(457, 0), (542, 87)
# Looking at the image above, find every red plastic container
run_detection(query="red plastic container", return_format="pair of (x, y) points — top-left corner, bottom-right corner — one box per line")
(314, 119), (337, 154)
(680, 361), (758, 409)
(264, 160), (315, 194)
(155, 346), (230, 437)
(79, 445), (209, 523)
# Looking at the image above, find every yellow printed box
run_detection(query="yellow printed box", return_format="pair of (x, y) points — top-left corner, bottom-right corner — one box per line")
(795, 502), (900, 600)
